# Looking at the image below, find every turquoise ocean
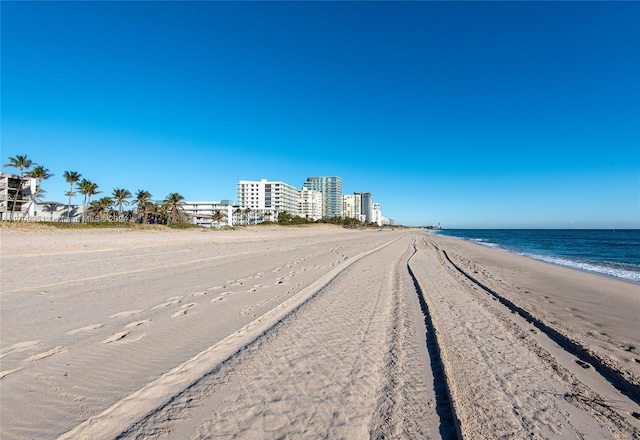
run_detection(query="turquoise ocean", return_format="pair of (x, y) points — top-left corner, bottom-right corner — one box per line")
(435, 229), (640, 284)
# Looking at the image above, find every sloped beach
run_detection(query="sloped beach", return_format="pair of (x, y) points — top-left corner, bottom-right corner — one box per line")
(1, 226), (638, 439)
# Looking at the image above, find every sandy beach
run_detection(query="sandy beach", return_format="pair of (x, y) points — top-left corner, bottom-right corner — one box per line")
(1, 225), (638, 439)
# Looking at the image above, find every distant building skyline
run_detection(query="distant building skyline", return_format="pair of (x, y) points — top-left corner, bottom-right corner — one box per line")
(1, 169), (391, 227)
(235, 176), (388, 226)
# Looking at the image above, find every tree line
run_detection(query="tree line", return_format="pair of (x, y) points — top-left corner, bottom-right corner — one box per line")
(3, 154), (187, 225)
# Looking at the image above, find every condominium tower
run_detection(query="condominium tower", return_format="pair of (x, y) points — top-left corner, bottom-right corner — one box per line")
(302, 176), (342, 219)
(354, 192), (374, 223)
(0, 172), (37, 220)
(236, 179), (301, 218)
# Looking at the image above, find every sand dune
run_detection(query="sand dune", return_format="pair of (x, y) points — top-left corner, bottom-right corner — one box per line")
(1, 226), (638, 439)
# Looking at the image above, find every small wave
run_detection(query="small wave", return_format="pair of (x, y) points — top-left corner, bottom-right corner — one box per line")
(521, 253), (640, 283)
(468, 238), (502, 250)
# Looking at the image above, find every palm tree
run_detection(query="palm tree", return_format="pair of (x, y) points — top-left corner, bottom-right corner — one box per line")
(148, 202), (162, 224)
(210, 209), (227, 228)
(233, 207), (243, 226)
(24, 165), (53, 219)
(3, 154), (34, 220)
(163, 193), (185, 225)
(112, 188), (132, 222)
(132, 190), (152, 224)
(63, 171), (82, 222)
(89, 196), (114, 221)
(78, 179), (100, 222)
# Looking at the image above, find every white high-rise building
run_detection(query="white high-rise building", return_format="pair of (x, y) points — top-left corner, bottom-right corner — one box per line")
(237, 179), (301, 221)
(299, 187), (323, 220)
(342, 194), (356, 219)
(353, 192), (374, 222)
(303, 176), (342, 218)
(373, 203), (383, 226)
(342, 193), (366, 222)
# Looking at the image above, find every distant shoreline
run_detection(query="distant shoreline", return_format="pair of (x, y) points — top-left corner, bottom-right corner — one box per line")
(434, 228), (640, 284)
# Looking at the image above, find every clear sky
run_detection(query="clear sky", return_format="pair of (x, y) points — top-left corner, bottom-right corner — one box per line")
(2, 1), (639, 228)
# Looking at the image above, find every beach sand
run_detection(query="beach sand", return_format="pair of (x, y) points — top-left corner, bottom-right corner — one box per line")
(1, 226), (638, 439)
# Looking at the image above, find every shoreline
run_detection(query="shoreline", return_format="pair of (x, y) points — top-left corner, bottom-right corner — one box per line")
(434, 229), (640, 285)
(428, 233), (640, 387)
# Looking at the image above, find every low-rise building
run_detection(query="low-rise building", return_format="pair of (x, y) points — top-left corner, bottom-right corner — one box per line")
(35, 202), (84, 222)
(182, 200), (234, 228)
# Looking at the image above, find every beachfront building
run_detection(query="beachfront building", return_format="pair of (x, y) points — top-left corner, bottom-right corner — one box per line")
(343, 192), (383, 224)
(354, 192), (374, 223)
(383, 217), (395, 226)
(236, 179), (301, 222)
(373, 203), (383, 226)
(35, 202), (84, 222)
(299, 187), (323, 221)
(303, 176), (342, 219)
(342, 194), (356, 220)
(342, 194), (365, 222)
(0, 172), (37, 220)
(182, 200), (234, 228)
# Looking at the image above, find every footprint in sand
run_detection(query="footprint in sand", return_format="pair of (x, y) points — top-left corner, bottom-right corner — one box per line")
(102, 330), (131, 344)
(189, 291), (208, 297)
(0, 366), (24, 380)
(102, 320), (150, 344)
(25, 346), (68, 362)
(0, 340), (42, 360)
(102, 329), (147, 345)
(124, 319), (151, 329)
(110, 310), (144, 319)
(0, 342), (67, 379)
(240, 305), (256, 317)
(67, 323), (104, 335)
(212, 291), (233, 302)
(171, 303), (196, 317)
(151, 297), (183, 310)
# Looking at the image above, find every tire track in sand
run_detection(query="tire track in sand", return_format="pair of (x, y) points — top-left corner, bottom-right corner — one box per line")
(410, 237), (638, 439)
(58, 237), (400, 440)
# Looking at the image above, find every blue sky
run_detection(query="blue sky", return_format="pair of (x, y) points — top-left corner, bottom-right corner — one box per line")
(2, 1), (639, 228)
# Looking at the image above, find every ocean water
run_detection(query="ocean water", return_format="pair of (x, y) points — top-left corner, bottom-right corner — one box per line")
(435, 229), (640, 284)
